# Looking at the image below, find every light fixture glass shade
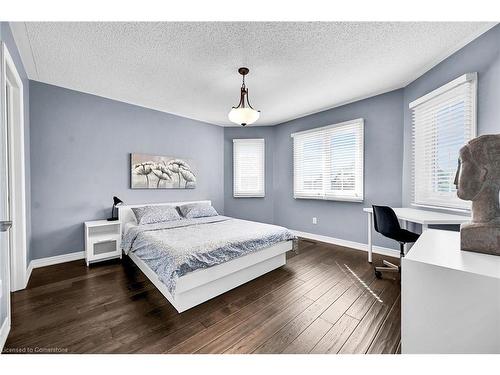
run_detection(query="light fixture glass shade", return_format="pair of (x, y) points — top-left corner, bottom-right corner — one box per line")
(228, 107), (260, 126)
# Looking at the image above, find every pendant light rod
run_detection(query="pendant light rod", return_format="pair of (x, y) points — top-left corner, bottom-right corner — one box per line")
(228, 67), (260, 126)
(232, 67), (256, 110)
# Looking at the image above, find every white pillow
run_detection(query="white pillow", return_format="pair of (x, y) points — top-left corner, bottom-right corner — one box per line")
(178, 203), (218, 219)
(131, 205), (181, 225)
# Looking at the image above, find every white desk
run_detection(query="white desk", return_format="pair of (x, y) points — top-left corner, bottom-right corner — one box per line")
(363, 207), (470, 262)
(401, 229), (500, 353)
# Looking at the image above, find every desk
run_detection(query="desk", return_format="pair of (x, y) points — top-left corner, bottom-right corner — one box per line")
(401, 229), (500, 353)
(363, 207), (470, 263)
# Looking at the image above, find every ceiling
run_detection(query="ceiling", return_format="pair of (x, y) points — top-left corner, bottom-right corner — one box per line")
(11, 22), (496, 126)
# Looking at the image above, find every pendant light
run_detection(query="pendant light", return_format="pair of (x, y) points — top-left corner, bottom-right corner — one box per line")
(228, 67), (260, 126)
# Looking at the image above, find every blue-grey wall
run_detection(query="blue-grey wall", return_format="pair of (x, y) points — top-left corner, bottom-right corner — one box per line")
(29, 81), (224, 260)
(224, 90), (404, 249)
(0, 23), (31, 262)
(224, 126), (275, 224)
(27, 22), (500, 260)
(224, 25), (500, 249)
(273, 90), (404, 249)
(403, 24), (500, 207)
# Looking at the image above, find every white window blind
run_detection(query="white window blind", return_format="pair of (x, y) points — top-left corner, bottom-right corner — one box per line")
(410, 73), (477, 210)
(292, 119), (364, 201)
(233, 138), (265, 198)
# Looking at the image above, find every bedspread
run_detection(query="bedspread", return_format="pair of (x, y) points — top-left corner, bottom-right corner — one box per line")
(122, 216), (296, 294)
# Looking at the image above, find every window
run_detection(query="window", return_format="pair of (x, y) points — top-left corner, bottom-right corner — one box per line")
(292, 119), (364, 201)
(233, 139), (265, 197)
(410, 73), (477, 210)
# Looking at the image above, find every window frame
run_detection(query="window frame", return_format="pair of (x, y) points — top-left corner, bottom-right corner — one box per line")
(232, 138), (265, 198)
(410, 73), (477, 212)
(291, 118), (364, 202)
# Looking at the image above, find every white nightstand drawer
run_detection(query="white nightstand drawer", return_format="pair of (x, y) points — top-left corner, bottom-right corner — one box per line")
(90, 234), (120, 245)
(92, 239), (119, 255)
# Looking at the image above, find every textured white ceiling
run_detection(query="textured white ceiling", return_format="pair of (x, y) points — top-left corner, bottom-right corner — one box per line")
(11, 22), (496, 126)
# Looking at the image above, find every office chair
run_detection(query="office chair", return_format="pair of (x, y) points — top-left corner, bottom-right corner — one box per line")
(372, 205), (420, 279)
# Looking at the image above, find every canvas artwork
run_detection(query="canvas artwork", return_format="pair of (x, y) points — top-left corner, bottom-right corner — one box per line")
(131, 153), (196, 189)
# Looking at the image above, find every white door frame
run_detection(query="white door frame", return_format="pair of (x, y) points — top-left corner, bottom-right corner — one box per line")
(1, 42), (27, 292)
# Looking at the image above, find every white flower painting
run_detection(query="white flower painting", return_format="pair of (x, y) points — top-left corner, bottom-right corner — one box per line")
(131, 153), (197, 189)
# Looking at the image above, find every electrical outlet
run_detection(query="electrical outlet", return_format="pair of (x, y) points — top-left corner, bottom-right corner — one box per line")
(312, 217), (317, 224)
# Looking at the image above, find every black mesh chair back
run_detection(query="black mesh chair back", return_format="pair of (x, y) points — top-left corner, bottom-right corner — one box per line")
(372, 205), (401, 239)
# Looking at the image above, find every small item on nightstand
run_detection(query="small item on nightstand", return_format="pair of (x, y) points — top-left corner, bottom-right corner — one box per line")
(107, 196), (124, 221)
(454, 134), (500, 256)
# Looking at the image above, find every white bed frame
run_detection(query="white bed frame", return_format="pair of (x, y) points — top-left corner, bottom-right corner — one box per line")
(118, 200), (292, 313)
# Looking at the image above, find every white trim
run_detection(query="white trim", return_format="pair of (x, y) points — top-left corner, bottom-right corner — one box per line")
(232, 138), (265, 144)
(24, 251), (85, 285)
(290, 118), (364, 138)
(26, 260), (33, 285)
(470, 73), (478, 139)
(28, 251), (85, 270)
(0, 316), (10, 352)
(293, 195), (363, 203)
(8, 22), (39, 80)
(1, 42), (27, 292)
(232, 139), (265, 198)
(409, 72), (477, 108)
(293, 230), (400, 259)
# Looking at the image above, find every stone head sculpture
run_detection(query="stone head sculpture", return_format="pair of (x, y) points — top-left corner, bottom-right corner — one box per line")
(454, 134), (500, 255)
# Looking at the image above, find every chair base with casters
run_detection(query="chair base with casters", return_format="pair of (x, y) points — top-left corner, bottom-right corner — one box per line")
(371, 205), (420, 279)
(374, 242), (404, 279)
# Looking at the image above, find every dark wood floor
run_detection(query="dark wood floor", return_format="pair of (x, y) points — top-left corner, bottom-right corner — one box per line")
(4, 239), (401, 354)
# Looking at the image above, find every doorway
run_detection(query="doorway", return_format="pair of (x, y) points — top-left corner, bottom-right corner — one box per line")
(0, 41), (27, 350)
(1, 43), (27, 293)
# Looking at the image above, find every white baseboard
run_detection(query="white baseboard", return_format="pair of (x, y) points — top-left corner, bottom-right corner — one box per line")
(21, 229), (396, 287)
(26, 251), (85, 285)
(25, 261), (33, 288)
(0, 316), (10, 352)
(293, 230), (400, 258)
(29, 251), (85, 269)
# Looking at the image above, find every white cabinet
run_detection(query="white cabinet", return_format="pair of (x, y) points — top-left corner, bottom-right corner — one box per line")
(402, 229), (500, 354)
(84, 220), (122, 266)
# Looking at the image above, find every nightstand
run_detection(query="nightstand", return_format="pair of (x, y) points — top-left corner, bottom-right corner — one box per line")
(84, 220), (122, 266)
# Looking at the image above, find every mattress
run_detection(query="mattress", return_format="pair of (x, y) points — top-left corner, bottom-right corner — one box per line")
(122, 216), (295, 294)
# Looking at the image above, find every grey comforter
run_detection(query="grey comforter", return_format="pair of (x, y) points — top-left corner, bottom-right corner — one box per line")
(122, 216), (296, 294)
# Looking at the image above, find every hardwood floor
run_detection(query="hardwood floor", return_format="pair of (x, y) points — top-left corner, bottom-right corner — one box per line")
(3, 239), (401, 354)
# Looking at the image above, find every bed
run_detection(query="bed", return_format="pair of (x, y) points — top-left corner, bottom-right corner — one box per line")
(118, 200), (295, 313)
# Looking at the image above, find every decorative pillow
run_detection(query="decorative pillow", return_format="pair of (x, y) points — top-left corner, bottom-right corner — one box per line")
(131, 205), (181, 225)
(178, 203), (218, 219)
